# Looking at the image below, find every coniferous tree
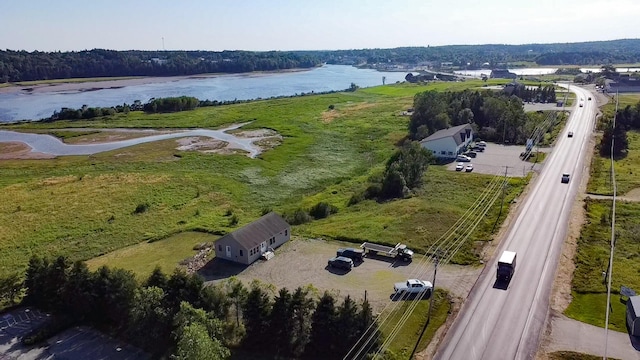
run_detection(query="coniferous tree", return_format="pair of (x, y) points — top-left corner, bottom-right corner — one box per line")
(307, 292), (338, 358)
(241, 282), (272, 350)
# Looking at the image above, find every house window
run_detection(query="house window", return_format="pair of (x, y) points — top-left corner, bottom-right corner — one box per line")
(285, 229), (288, 236)
(240, 249), (243, 256)
(448, 151), (453, 155)
(440, 151), (446, 155)
(218, 245), (222, 251)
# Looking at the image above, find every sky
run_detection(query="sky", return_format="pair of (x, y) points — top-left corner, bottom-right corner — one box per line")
(2, 0), (639, 52)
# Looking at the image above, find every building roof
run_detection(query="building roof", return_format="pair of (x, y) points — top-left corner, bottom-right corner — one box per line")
(217, 212), (290, 249)
(420, 124), (473, 145)
(498, 251), (517, 265)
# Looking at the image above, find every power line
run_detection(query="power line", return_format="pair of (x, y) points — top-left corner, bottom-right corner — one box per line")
(348, 172), (508, 359)
(603, 91), (619, 360)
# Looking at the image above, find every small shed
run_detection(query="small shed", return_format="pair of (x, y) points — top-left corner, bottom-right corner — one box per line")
(214, 212), (291, 265)
(627, 295), (640, 336)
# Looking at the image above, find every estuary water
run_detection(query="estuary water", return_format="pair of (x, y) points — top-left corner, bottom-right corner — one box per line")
(0, 65), (408, 122)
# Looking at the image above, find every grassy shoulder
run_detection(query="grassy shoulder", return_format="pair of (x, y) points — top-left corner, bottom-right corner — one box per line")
(548, 351), (620, 360)
(565, 199), (640, 332)
(589, 131), (640, 195)
(381, 289), (450, 358)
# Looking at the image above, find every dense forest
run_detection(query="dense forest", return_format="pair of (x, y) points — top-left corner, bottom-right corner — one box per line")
(4, 256), (382, 359)
(0, 49), (321, 82)
(1, 39), (639, 83)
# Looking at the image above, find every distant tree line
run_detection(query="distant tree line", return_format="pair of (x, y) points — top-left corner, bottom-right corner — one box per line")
(8, 256), (382, 359)
(143, 96), (200, 113)
(0, 49), (321, 82)
(3, 40), (640, 83)
(319, 39), (640, 68)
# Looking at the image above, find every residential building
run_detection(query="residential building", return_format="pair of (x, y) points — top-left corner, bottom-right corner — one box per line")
(420, 124), (473, 160)
(214, 212), (291, 265)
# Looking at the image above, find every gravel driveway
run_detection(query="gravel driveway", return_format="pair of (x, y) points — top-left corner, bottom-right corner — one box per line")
(203, 238), (482, 311)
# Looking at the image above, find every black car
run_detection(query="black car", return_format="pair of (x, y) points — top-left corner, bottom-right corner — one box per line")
(337, 248), (365, 262)
(328, 256), (354, 270)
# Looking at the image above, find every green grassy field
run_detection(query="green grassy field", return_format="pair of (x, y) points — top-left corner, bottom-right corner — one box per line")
(86, 231), (217, 278)
(0, 80), (525, 279)
(588, 131), (640, 195)
(565, 198), (640, 331)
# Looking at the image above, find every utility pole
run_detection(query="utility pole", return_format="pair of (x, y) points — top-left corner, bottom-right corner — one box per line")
(410, 253), (440, 359)
(493, 166), (509, 232)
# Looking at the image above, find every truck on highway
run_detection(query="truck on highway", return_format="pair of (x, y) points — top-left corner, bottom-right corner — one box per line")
(360, 242), (414, 262)
(393, 279), (433, 296)
(497, 250), (517, 282)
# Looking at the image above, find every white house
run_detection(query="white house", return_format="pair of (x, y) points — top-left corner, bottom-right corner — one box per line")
(214, 212), (291, 265)
(420, 124), (474, 160)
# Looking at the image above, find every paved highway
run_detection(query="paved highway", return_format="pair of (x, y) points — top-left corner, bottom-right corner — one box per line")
(435, 85), (597, 360)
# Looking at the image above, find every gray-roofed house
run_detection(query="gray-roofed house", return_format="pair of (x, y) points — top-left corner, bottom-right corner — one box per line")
(420, 124), (473, 160)
(627, 295), (640, 336)
(214, 212), (291, 265)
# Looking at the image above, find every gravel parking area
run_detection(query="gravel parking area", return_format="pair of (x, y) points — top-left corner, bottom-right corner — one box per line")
(201, 238), (482, 312)
(447, 143), (546, 177)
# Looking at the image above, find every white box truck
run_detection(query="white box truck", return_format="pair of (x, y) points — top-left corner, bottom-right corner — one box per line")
(497, 251), (516, 282)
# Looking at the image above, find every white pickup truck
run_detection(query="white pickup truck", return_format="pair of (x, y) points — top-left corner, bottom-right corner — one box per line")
(393, 279), (433, 296)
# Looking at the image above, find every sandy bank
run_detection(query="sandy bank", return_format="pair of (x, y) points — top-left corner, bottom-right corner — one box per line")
(0, 68), (313, 96)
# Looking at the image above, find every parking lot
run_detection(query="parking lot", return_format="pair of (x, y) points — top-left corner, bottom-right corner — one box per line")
(201, 238), (482, 312)
(0, 308), (148, 360)
(447, 143), (547, 177)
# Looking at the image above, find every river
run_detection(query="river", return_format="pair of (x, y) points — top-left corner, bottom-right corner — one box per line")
(0, 65), (408, 122)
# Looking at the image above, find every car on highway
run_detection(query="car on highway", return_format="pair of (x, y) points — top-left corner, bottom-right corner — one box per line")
(328, 256), (354, 270)
(456, 154), (471, 162)
(561, 173), (570, 183)
(465, 164), (474, 172)
(588, 97), (592, 100)
(568, 131), (574, 138)
(579, 102), (584, 107)
(455, 162), (464, 171)
(336, 248), (364, 262)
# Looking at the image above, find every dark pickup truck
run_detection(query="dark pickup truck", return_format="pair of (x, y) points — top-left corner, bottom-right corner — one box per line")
(336, 248), (365, 262)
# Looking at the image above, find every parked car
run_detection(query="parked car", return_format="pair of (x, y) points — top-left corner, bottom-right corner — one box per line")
(476, 141), (487, 147)
(456, 155), (471, 162)
(465, 151), (477, 158)
(465, 164), (473, 172)
(328, 256), (354, 270)
(393, 279), (433, 297)
(455, 162), (464, 171)
(336, 248), (364, 262)
(473, 146), (485, 152)
(568, 131), (574, 138)
(561, 173), (570, 183)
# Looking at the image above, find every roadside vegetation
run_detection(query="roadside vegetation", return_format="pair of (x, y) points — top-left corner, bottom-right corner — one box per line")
(567, 97), (640, 332)
(588, 95), (640, 195)
(548, 351), (620, 360)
